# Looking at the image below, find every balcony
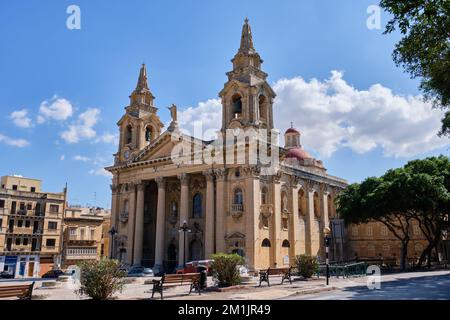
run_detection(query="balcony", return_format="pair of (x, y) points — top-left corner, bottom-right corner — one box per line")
(65, 247), (98, 260)
(260, 204), (273, 218)
(230, 204), (244, 220)
(9, 227), (33, 235)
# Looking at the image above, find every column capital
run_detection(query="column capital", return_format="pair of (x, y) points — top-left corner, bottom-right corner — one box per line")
(110, 184), (119, 194)
(136, 181), (147, 192)
(213, 168), (228, 181)
(178, 173), (190, 186)
(202, 169), (215, 182)
(155, 177), (166, 189)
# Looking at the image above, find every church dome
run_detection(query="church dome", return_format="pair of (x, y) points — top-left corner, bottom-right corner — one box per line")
(286, 147), (312, 161)
(285, 127), (300, 135)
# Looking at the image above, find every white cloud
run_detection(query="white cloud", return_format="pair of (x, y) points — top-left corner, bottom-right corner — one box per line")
(61, 108), (100, 143)
(60, 154), (65, 161)
(273, 71), (448, 158)
(73, 155), (90, 162)
(176, 72), (448, 158)
(95, 132), (119, 145)
(37, 96), (73, 123)
(178, 99), (222, 140)
(10, 109), (32, 128)
(89, 168), (112, 178)
(0, 133), (29, 147)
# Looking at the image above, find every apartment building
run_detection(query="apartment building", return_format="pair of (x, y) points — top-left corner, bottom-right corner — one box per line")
(62, 206), (111, 267)
(0, 175), (66, 278)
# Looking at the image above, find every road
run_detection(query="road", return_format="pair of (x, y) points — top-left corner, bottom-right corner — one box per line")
(284, 272), (450, 300)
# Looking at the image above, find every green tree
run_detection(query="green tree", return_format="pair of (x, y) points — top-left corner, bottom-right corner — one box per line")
(77, 259), (127, 300)
(210, 253), (244, 287)
(336, 156), (450, 270)
(380, 0), (450, 135)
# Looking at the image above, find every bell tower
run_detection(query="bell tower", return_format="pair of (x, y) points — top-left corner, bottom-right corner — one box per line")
(115, 64), (164, 163)
(219, 18), (276, 132)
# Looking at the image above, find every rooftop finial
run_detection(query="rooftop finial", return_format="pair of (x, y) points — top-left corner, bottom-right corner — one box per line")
(136, 63), (149, 91)
(291, 121), (293, 128)
(239, 17), (255, 54)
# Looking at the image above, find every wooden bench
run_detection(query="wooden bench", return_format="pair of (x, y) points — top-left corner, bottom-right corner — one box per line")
(259, 267), (292, 287)
(0, 282), (35, 300)
(151, 273), (201, 300)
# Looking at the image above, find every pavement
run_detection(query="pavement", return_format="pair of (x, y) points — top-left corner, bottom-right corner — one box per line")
(2, 270), (450, 300)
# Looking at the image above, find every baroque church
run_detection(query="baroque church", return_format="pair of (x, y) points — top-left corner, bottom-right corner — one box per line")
(106, 19), (348, 273)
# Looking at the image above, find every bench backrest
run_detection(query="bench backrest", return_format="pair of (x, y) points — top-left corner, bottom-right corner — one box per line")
(267, 267), (291, 275)
(162, 273), (200, 285)
(0, 282), (34, 299)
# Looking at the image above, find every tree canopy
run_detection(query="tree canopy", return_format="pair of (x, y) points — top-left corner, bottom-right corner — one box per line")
(380, 0), (450, 136)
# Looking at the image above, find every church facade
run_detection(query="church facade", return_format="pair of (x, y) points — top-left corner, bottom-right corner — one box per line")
(106, 19), (348, 273)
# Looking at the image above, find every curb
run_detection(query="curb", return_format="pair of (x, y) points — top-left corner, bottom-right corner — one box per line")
(288, 286), (337, 297)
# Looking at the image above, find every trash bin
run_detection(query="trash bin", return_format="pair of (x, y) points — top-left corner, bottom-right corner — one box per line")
(196, 266), (207, 289)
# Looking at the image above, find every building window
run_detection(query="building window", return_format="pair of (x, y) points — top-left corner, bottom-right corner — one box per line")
(282, 240), (290, 248)
(30, 187), (36, 192)
(12, 185), (18, 190)
(262, 216), (269, 228)
(46, 239), (56, 247)
(48, 221), (58, 230)
(380, 226), (388, 236)
(15, 238), (21, 245)
(261, 238), (271, 247)
(261, 187), (268, 205)
(27, 203), (32, 211)
(232, 94), (242, 117)
(0, 199), (5, 208)
(90, 229), (95, 240)
(282, 217), (289, 230)
(25, 220), (30, 228)
(192, 193), (202, 218)
(126, 125), (133, 144)
(23, 238), (28, 246)
(69, 228), (77, 236)
(145, 126), (153, 142)
(366, 226), (373, 237)
(49, 205), (59, 213)
(233, 188), (243, 205)
(18, 220), (23, 227)
(80, 228), (85, 240)
(20, 202), (25, 210)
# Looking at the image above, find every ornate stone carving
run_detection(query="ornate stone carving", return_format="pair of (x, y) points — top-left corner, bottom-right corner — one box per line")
(214, 168), (228, 180)
(155, 177), (166, 189)
(191, 177), (206, 191)
(136, 181), (146, 191)
(178, 173), (190, 186)
(110, 184), (119, 194)
(202, 169), (215, 182)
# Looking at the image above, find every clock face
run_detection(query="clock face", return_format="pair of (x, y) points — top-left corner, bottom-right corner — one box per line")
(124, 150), (130, 159)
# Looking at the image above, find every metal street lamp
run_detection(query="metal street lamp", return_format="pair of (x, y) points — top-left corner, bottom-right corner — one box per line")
(324, 227), (331, 286)
(179, 220), (191, 268)
(108, 226), (118, 259)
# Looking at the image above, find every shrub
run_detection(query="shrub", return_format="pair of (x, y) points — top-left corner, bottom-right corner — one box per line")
(211, 253), (244, 287)
(295, 254), (319, 279)
(77, 258), (127, 300)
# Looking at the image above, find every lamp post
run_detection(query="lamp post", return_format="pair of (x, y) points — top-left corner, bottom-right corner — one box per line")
(324, 227), (331, 286)
(179, 220), (191, 268)
(108, 226), (118, 259)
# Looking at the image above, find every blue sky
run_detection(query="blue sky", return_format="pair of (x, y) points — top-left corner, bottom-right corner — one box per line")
(0, 0), (448, 208)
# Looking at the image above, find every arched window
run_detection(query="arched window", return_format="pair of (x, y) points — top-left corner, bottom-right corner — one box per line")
(298, 189), (307, 216)
(259, 95), (267, 121)
(123, 200), (129, 214)
(313, 192), (320, 218)
(261, 238), (271, 247)
(189, 239), (202, 261)
(192, 193), (202, 218)
(145, 126), (153, 143)
(233, 188), (243, 205)
(282, 240), (290, 248)
(125, 125), (133, 144)
(232, 94), (242, 117)
(261, 187), (268, 205)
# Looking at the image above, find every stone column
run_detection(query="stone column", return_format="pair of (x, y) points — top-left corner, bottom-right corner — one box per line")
(126, 183), (136, 265)
(214, 169), (227, 253)
(154, 177), (166, 273)
(133, 182), (145, 266)
(290, 181), (300, 259)
(178, 173), (190, 267)
(306, 187), (317, 256)
(203, 170), (215, 259)
(322, 192), (330, 230)
(110, 184), (120, 258)
(272, 176), (282, 267)
(244, 167), (260, 271)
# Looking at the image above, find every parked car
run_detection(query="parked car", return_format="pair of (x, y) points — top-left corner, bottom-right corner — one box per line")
(0, 270), (14, 279)
(41, 269), (65, 279)
(127, 266), (154, 277)
(176, 260), (214, 275)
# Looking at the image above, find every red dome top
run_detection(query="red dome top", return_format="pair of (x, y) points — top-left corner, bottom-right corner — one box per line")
(286, 147), (312, 161)
(285, 127), (300, 134)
